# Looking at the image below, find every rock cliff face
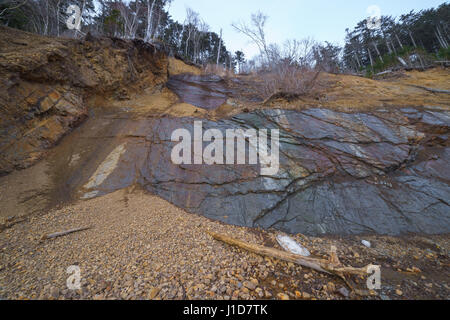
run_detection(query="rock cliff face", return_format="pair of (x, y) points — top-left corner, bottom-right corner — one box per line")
(0, 27), (448, 236)
(0, 26), (168, 174)
(73, 106), (448, 235)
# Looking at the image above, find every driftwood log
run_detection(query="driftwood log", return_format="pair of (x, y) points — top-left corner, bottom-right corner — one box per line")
(409, 85), (450, 95)
(41, 227), (91, 240)
(207, 231), (375, 296)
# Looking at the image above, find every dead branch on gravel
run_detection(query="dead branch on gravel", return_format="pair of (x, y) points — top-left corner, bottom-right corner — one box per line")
(41, 227), (91, 241)
(207, 231), (374, 296)
(0, 217), (26, 232)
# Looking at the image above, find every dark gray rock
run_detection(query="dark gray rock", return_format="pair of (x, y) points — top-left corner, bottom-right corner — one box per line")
(78, 107), (450, 236)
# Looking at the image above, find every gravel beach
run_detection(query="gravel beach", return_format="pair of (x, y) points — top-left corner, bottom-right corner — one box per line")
(1, 187), (448, 300)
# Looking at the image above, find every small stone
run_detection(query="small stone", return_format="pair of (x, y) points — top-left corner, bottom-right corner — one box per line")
(243, 280), (256, 291)
(327, 282), (336, 292)
(395, 289), (403, 296)
(380, 294), (391, 301)
(295, 291), (302, 298)
(337, 287), (349, 298)
(302, 292), (311, 299)
(50, 287), (60, 299)
(361, 240), (371, 248)
(411, 267), (421, 273)
(277, 293), (290, 300)
(148, 287), (161, 300)
(239, 292), (249, 299)
(255, 288), (264, 298)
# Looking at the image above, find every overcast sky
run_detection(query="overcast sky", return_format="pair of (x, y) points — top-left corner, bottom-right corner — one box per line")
(168, 0), (447, 59)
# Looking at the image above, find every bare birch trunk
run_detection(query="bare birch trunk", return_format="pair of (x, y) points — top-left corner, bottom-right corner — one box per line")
(354, 53), (361, 68)
(145, 0), (155, 42)
(386, 39), (392, 54)
(216, 28), (222, 65)
(436, 26), (449, 48)
(409, 31), (417, 48)
(367, 47), (374, 68)
(395, 33), (404, 49)
(373, 42), (383, 62)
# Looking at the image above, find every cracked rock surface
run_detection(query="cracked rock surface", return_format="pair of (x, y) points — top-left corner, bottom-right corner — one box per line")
(43, 105), (448, 236)
(140, 107), (450, 235)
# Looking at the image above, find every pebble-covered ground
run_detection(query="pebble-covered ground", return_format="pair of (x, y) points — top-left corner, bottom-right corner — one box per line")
(0, 187), (448, 300)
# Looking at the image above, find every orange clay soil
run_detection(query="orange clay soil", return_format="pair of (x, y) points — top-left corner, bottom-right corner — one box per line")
(98, 61), (449, 122)
(258, 68), (450, 113)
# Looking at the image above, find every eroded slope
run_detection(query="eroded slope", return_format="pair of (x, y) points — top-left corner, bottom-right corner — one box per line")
(0, 26), (168, 174)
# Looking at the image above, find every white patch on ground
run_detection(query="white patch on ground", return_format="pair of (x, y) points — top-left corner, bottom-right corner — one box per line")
(276, 235), (311, 257)
(362, 240), (372, 248)
(83, 144), (127, 191)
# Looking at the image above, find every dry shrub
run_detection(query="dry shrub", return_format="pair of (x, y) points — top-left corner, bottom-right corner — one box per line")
(257, 62), (320, 99)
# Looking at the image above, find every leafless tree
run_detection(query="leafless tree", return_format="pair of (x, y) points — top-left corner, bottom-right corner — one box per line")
(193, 20), (208, 63)
(118, 1), (142, 39)
(144, 0), (156, 42)
(232, 11), (270, 64)
(183, 7), (199, 57)
(293, 38), (316, 67)
(232, 14), (320, 97)
(0, 0), (28, 18)
(216, 28), (222, 65)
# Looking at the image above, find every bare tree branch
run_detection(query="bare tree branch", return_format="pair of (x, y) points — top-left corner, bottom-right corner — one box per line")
(0, 0), (28, 18)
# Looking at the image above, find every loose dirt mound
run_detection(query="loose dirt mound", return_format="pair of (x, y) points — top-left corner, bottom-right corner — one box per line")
(168, 57), (202, 76)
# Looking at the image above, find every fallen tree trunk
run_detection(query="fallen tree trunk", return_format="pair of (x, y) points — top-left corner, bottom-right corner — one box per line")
(207, 231), (374, 295)
(41, 227), (91, 240)
(209, 231), (330, 273)
(207, 231), (370, 276)
(375, 70), (393, 76)
(409, 85), (450, 95)
(434, 61), (450, 67)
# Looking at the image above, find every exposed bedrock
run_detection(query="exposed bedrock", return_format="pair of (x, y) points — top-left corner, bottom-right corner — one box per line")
(167, 74), (233, 109)
(79, 107), (450, 236)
